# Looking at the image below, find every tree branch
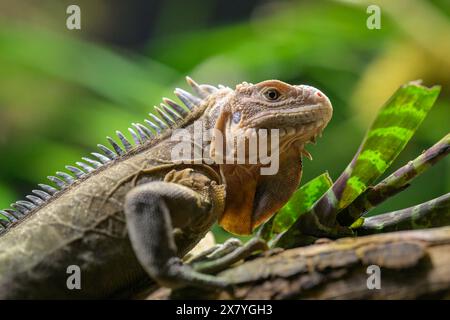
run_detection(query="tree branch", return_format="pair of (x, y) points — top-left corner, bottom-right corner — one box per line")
(148, 226), (450, 299)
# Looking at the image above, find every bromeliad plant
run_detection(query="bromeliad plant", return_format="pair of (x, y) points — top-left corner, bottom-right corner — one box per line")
(260, 80), (449, 248)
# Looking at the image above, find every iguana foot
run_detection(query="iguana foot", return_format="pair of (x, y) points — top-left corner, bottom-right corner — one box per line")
(157, 257), (230, 289)
(186, 238), (243, 264)
(189, 237), (268, 274)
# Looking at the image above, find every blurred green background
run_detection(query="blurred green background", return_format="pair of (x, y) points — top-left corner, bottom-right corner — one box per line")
(0, 0), (449, 241)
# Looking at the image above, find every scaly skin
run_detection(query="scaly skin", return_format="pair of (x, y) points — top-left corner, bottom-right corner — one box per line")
(0, 78), (332, 298)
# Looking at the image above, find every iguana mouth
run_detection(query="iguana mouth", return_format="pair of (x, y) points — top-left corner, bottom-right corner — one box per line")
(240, 119), (327, 147)
(224, 121), (324, 163)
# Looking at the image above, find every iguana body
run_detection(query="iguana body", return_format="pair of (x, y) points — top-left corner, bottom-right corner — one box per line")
(0, 78), (332, 298)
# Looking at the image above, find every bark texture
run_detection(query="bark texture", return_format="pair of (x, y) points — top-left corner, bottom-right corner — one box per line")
(148, 226), (450, 299)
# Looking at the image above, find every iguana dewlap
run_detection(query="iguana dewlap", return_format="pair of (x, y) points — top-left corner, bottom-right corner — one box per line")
(0, 78), (332, 298)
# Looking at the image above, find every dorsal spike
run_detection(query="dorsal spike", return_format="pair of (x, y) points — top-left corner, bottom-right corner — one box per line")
(132, 123), (149, 141)
(32, 189), (51, 201)
(91, 152), (111, 164)
(16, 200), (36, 210)
(26, 195), (44, 205)
(0, 210), (18, 222)
(10, 203), (29, 215)
(136, 123), (154, 138)
(82, 157), (102, 168)
(200, 84), (218, 94)
(106, 136), (125, 156)
(128, 127), (141, 145)
(76, 162), (95, 173)
(4, 209), (22, 219)
(47, 176), (67, 189)
(155, 106), (175, 125)
(161, 103), (182, 121)
(148, 113), (168, 129)
(115, 131), (132, 152)
(162, 98), (188, 117)
(56, 171), (75, 184)
(66, 165), (85, 178)
(144, 119), (162, 134)
(186, 76), (208, 98)
(174, 88), (201, 110)
(97, 144), (118, 160)
(38, 183), (58, 195)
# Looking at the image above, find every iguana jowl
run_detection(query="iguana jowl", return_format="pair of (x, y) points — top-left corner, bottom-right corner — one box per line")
(0, 78), (332, 298)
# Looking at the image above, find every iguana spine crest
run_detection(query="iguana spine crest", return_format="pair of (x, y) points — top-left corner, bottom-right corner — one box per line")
(0, 77), (222, 234)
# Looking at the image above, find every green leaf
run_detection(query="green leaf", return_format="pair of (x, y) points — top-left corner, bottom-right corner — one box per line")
(259, 173), (333, 242)
(273, 172), (333, 233)
(335, 81), (441, 212)
(350, 217), (365, 229)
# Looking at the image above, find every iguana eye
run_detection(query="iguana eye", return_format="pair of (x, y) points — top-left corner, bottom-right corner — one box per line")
(263, 88), (280, 101)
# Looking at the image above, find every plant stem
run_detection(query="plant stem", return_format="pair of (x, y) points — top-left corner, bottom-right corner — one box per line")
(355, 193), (450, 235)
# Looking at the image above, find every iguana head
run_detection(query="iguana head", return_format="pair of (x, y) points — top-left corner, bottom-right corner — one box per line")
(215, 80), (332, 152)
(206, 79), (333, 235)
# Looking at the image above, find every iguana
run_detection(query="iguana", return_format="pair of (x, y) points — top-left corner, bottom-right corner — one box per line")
(0, 77), (332, 298)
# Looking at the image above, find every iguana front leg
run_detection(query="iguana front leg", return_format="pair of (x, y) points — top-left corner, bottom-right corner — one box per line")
(124, 169), (228, 290)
